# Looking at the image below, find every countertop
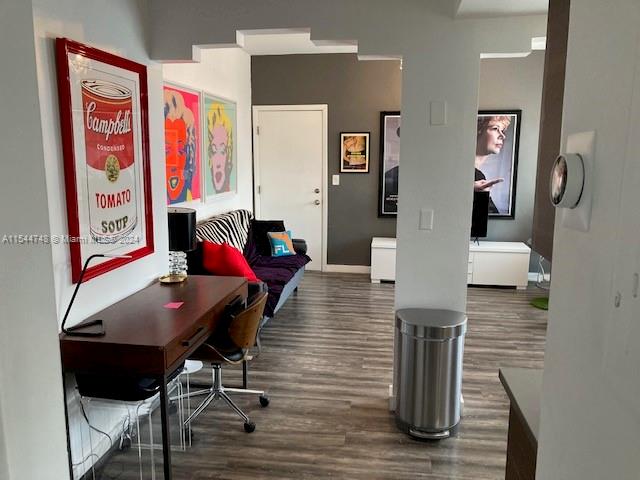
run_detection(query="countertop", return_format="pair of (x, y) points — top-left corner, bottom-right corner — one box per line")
(499, 367), (543, 446)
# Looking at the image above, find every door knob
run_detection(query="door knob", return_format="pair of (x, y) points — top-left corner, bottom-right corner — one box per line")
(314, 188), (320, 194)
(314, 200), (321, 205)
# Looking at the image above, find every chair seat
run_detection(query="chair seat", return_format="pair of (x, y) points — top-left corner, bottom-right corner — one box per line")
(76, 374), (161, 402)
(75, 362), (185, 401)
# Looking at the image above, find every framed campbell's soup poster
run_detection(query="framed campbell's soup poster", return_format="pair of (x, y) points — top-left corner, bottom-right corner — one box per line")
(56, 38), (154, 283)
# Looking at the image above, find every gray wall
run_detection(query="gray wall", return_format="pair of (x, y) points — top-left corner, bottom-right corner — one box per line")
(252, 52), (544, 269)
(149, 0), (545, 342)
(478, 52), (545, 271)
(251, 54), (401, 265)
(532, 0), (570, 263)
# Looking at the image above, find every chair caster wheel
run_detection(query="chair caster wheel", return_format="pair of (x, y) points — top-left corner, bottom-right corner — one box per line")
(259, 395), (270, 407)
(244, 421), (256, 433)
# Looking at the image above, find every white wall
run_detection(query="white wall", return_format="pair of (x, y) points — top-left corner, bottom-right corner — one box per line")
(147, 0), (546, 313)
(162, 48), (254, 220)
(537, 0), (640, 478)
(33, 0), (167, 329)
(478, 52), (545, 270)
(0, 1), (69, 479)
(0, 395), (7, 480)
(24, 2), (253, 477)
(29, 0), (166, 477)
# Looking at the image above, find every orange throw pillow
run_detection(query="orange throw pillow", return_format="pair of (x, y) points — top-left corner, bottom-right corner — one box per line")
(202, 241), (260, 282)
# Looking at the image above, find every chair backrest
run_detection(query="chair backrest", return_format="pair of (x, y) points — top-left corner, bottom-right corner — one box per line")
(228, 291), (268, 350)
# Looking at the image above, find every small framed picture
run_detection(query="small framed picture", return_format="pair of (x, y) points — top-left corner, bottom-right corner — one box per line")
(340, 132), (370, 173)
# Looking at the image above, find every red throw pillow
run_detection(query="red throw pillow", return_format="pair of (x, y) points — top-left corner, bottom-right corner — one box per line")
(202, 241), (260, 282)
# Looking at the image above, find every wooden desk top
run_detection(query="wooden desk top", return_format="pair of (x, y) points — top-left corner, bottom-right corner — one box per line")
(60, 275), (247, 376)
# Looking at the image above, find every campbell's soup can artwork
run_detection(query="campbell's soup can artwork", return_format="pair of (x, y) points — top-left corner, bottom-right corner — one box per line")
(82, 79), (138, 243)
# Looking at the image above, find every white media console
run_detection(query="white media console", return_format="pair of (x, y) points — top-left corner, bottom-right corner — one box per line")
(371, 237), (531, 289)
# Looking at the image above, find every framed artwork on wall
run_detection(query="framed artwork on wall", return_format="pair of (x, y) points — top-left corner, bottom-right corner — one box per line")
(202, 92), (237, 201)
(379, 112), (400, 217)
(56, 38), (154, 283)
(474, 110), (521, 218)
(163, 83), (201, 205)
(340, 132), (370, 173)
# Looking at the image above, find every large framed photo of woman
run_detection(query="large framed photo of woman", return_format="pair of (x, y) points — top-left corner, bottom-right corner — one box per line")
(379, 111), (401, 217)
(203, 93), (237, 201)
(474, 110), (521, 218)
(56, 38), (154, 283)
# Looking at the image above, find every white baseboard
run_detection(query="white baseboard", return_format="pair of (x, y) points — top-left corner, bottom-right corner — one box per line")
(327, 266), (547, 280)
(324, 264), (371, 274)
(528, 272), (551, 282)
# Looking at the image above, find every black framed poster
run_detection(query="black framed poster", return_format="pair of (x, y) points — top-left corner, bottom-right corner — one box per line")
(379, 111), (400, 217)
(474, 110), (521, 218)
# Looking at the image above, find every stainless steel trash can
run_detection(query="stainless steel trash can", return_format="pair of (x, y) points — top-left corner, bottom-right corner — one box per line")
(394, 308), (467, 439)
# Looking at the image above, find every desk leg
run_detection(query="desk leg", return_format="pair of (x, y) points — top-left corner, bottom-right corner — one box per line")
(160, 376), (173, 480)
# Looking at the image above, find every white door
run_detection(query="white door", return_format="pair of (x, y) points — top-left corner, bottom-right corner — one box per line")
(253, 106), (327, 270)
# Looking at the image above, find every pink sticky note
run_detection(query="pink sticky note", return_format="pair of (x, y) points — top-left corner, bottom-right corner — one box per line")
(164, 302), (184, 309)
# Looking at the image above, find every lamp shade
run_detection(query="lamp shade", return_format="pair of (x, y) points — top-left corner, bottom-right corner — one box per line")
(167, 207), (197, 252)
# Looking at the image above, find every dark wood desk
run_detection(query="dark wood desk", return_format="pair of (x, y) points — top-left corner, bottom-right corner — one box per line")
(499, 368), (543, 480)
(60, 275), (248, 480)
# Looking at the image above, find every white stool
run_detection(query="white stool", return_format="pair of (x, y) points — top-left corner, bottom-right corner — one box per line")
(179, 360), (203, 446)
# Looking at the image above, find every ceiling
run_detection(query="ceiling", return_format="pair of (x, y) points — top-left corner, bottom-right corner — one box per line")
(230, 7), (548, 57)
(456, 0), (548, 17)
(237, 29), (357, 56)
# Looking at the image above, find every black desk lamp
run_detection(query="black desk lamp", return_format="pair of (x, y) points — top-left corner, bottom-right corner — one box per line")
(60, 253), (132, 337)
(161, 207), (197, 283)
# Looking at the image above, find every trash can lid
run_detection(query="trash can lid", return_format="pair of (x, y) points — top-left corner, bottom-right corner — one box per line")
(396, 308), (467, 339)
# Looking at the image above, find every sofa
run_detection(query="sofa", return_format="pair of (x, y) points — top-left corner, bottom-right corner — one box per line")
(186, 209), (310, 321)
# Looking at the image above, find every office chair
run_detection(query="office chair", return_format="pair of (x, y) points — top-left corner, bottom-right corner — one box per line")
(185, 291), (269, 433)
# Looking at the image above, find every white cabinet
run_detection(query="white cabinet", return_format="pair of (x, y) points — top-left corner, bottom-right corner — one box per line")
(371, 237), (530, 289)
(371, 237), (396, 283)
(468, 241), (531, 289)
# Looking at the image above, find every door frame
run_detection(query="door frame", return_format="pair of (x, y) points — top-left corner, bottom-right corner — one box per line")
(252, 104), (328, 271)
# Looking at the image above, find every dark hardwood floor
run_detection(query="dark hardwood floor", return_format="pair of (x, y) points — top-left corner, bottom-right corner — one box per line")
(99, 272), (548, 480)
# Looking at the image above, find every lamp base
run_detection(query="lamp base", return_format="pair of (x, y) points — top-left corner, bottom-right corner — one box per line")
(159, 273), (187, 284)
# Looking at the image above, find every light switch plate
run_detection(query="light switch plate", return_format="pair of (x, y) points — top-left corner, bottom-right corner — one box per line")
(419, 209), (434, 230)
(332, 174), (340, 186)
